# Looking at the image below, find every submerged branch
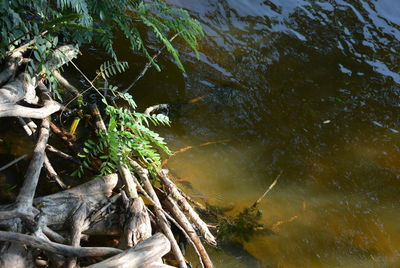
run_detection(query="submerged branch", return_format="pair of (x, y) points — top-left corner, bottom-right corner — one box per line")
(0, 154), (27, 172)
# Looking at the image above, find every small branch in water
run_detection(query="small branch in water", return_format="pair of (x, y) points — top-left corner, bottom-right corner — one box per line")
(162, 139), (231, 166)
(251, 171), (282, 209)
(0, 154), (27, 172)
(43, 155), (68, 189)
(46, 144), (81, 165)
(53, 70), (81, 97)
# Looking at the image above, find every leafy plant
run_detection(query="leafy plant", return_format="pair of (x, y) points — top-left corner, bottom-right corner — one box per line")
(73, 93), (171, 178)
(2, 0), (202, 180)
(1, 0), (203, 68)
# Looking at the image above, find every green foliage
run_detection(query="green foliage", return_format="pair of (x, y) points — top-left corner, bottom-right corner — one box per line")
(98, 61), (129, 80)
(73, 94), (171, 178)
(1, 0), (203, 71)
(2, 0), (202, 180)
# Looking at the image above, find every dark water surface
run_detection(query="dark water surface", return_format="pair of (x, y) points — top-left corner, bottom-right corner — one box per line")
(77, 0), (400, 267)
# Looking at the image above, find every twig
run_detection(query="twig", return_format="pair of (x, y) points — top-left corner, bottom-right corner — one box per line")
(0, 154), (27, 172)
(251, 171), (281, 209)
(162, 139), (231, 166)
(49, 122), (76, 149)
(43, 156), (68, 189)
(120, 33), (179, 95)
(46, 144), (81, 165)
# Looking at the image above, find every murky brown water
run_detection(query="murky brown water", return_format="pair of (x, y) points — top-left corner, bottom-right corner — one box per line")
(2, 0), (400, 267)
(121, 0), (400, 267)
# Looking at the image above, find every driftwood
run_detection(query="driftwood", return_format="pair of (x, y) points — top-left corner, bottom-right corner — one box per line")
(0, 174), (120, 267)
(144, 104), (169, 116)
(0, 45), (77, 119)
(0, 101), (62, 118)
(16, 118), (50, 208)
(33, 174), (118, 230)
(0, 230), (122, 257)
(130, 160), (188, 268)
(163, 196), (213, 268)
(118, 165), (151, 248)
(0, 51), (23, 86)
(15, 96), (67, 191)
(159, 170), (217, 246)
(87, 233), (170, 268)
(0, 72), (38, 105)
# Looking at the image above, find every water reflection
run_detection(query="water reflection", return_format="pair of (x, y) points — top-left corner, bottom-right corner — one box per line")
(116, 0), (400, 266)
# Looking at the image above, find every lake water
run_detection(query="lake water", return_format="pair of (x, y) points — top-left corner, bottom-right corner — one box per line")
(123, 1), (400, 267)
(2, 0), (397, 267)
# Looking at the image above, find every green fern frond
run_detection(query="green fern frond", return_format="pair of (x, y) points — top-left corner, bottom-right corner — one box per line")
(99, 60), (129, 79)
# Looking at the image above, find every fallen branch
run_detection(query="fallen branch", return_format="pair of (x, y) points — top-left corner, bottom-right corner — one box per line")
(17, 113), (68, 190)
(0, 230), (122, 257)
(0, 72), (37, 105)
(53, 70), (81, 97)
(43, 155), (68, 189)
(163, 195), (212, 268)
(15, 117), (50, 209)
(130, 160), (187, 268)
(90, 104), (152, 248)
(87, 233), (170, 268)
(46, 144), (81, 165)
(33, 173), (118, 230)
(0, 102), (61, 119)
(159, 169), (217, 246)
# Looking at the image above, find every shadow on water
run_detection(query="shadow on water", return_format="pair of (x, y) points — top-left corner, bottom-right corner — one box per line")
(57, 0), (400, 267)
